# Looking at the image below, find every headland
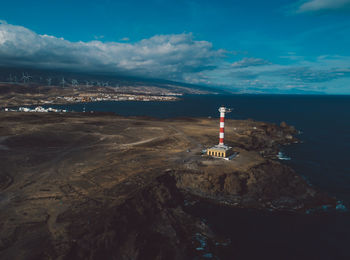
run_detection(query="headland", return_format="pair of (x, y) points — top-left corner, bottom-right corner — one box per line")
(0, 112), (336, 259)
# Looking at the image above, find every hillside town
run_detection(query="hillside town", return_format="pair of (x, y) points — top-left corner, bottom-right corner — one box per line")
(0, 83), (183, 108)
(4, 106), (67, 113)
(57, 92), (180, 103)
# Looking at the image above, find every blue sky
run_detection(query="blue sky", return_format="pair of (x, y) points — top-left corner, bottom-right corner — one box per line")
(0, 0), (350, 94)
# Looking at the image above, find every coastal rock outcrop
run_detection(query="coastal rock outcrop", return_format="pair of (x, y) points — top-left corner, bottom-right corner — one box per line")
(60, 174), (213, 260)
(175, 120), (335, 211)
(175, 160), (335, 211)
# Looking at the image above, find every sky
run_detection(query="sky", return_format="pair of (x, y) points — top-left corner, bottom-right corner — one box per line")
(0, 0), (349, 94)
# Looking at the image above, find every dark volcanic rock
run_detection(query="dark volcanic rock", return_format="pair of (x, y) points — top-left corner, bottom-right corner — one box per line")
(59, 174), (214, 260)
(232, 121), (299, 158)
(0, 174), (13, 191)
(175, 160), (336, 211)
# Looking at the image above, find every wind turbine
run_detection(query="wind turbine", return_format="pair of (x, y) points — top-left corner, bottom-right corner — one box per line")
(103, 81), (109, 87)
(60, 77), (66, 88)
(46, 78), (52, 86)
(21, 73), (32, 84)
(71, 79), (78, 87)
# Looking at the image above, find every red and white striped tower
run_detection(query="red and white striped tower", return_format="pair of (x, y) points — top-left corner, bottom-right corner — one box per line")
(218, 106), (231, 146)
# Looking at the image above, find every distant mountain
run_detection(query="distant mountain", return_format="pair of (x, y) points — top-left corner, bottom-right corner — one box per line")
(0, 66), (226, 95)
(0, 66), (326, 95)
(230, 87), (326, 95)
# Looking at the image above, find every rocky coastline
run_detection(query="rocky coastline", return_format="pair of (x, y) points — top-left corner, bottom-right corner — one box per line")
(0, 112), (337, 259)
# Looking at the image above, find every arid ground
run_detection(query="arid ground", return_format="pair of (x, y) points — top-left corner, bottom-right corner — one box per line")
(0, 112), (335, 259)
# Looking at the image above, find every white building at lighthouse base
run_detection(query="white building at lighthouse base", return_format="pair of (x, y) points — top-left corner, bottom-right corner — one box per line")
(207, 144), (233, 158)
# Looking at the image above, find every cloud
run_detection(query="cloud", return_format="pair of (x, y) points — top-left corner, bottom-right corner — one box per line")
(296, 0), (350, 13)
(209, 54), (350, 93)
(94, 35), (105, 40)
(1, 21), (350, 94)
(272, 67), (350, 83)
(231, 57), (270, 68)
(0, 22), (224, 81)
(228, 71), (259, 80)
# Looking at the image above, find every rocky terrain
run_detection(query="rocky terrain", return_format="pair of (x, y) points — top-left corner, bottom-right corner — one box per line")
(0, 112), (336, 259)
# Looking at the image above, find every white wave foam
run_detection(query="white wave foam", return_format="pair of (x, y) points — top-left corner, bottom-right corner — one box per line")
(277, 151), (291, 161)
(336, 201), (348, 212)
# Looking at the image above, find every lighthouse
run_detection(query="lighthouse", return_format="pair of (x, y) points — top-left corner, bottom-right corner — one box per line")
(207, 106), (233, 158)
(218, 106), (231, 146)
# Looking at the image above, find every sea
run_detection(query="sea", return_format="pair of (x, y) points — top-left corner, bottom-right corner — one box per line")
(37, 94), (350, 259)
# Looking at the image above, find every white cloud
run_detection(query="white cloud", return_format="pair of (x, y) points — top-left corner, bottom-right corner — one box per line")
(297, 0), (350, 13)
(231, 57), (270, 68)
(0, 22), (224, 81)
(94, 35), (105, 40)
(1, 21), (350, 93)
